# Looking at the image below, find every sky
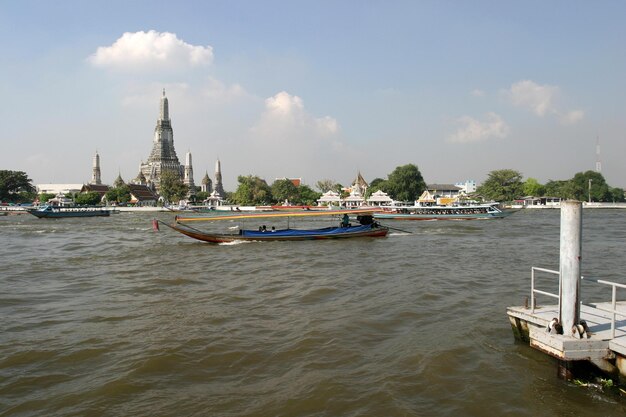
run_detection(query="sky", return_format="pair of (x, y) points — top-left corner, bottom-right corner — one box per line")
(1, 1), (625, 191)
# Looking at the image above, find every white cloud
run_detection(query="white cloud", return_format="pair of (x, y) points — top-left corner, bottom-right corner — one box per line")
(242, 91), (346, 178)
(88, 30), (213, 71)
(560, 109), (585, 125)
(505, 80), (584, 125)
(448, 112), (509, 143)
(507, 80), (557, 116)
(253, 91), (339, 138)
(471, 88), (485, 97)
(202, 77), (247, 102)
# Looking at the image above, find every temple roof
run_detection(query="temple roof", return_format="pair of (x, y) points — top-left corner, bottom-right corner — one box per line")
(113, 173), (125, 188)
(128, 184), (158, 201)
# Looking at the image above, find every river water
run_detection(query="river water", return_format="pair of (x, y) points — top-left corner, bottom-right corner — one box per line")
(1, 209), (626, 417)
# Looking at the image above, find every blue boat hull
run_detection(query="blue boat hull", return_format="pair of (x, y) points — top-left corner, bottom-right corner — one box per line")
(163, 222), (389, 243)
(28, 207), (110, 218)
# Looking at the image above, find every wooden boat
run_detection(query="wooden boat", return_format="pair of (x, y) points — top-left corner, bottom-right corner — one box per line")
(373, 203), (517, 221)
(27, 205), (111, 218)
(158, 209), (389, 243)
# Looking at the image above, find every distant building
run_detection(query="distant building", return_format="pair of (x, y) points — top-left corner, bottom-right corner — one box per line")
(201, 172), (212, 194)
(426, 184), (463, 198)
(367, 190), (393, 206)
(205, 190), (224, 207)
(317, 190), (341, 206)
(139, 90), (188, 192)
(128, 184), (158, 206)
(81, 184), (110, 201)
(132, 165), (148, 186)
(275, 178), (302, 187)
(425, 184), (464, 205)
(454, 180), (476, 194)
(36, 184), (83, 195)
(91, 151), (102, 185)
(113, 173), (125, 189)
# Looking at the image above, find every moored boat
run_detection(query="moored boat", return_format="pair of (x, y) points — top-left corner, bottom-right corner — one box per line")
(373, 203), (517, 220)
(27, 205), (111, 218)
(157, 209), (388, 243)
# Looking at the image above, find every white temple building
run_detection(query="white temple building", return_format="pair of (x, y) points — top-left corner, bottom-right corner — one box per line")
(366, 190), (393, 206)
(317, 190), (342, 206)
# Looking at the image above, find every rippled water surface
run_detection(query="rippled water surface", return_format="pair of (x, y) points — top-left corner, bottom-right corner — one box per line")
(2, 209), (626, 416)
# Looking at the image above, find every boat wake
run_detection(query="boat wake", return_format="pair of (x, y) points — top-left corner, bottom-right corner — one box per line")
(389, 231), (411, 237)
(218, 240), (251, 246)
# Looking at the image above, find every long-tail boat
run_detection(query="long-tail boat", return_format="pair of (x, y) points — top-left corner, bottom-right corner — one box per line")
(157, 209), (388, 243)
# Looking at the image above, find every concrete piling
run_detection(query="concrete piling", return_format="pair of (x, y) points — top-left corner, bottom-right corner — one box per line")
(558, 200), (582, 335)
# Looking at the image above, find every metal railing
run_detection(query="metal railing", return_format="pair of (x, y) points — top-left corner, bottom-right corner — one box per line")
(581, 276), (626, 339)
(530, 267), (560, 314)
(530, 266), (626, 339)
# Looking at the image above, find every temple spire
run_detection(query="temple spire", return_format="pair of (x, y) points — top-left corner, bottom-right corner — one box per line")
(91, 151), (102, 185)
(140, 89), (181, 192)
(214, 158), (224, 197)
(160, 89), (169, 121)
(184, 150), (195, 197)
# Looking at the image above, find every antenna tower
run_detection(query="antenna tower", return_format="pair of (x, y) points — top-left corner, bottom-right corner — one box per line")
(595, 136), (602, 173)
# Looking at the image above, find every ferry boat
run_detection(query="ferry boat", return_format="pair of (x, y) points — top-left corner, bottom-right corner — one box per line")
(27, 205), (111, 218)
(373, 203), (517, 221)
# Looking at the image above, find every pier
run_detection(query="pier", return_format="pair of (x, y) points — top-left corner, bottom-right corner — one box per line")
(507, 200), (626, 379)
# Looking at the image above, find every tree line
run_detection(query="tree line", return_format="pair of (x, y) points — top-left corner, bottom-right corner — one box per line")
(228, 164), (427, 206)
(2, 166), (623, 206)
(477, 169), (625, 203)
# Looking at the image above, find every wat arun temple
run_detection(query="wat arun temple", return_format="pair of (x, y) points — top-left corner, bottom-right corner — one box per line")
(133, 90), (224, 200)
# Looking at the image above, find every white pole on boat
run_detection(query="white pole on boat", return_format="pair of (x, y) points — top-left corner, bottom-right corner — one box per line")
(559, 200), (582, 334)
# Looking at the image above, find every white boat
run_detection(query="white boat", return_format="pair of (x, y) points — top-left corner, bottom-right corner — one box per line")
(373, 203), (518, 220)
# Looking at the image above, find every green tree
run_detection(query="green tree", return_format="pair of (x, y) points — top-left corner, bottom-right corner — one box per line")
(232, 175), (273, 205)
(384, 164), (426, 202)
(105, 185), (131, 204)
(544, 180), (569, 198)
(0, 170), (36, 203)
(159, 170), (188, 203)
(522, 178), (545, 197)
(75, 191), (102, 206)
(571, 171), (610, 202)
(297, 185), (321, 205)
(271, 179), (299, 204)
(609, 187), (625, 202)
(477, 169), (524, 202)
(196, 191), (209, 202)
(366, 178), (387, 198)
(39, 193), (56, 203)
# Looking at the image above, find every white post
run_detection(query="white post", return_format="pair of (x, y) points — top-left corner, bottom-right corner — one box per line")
(559, 200), (582, 334)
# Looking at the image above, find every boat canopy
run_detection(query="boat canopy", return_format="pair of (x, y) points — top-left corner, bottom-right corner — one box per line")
(175, 208), (381, 223)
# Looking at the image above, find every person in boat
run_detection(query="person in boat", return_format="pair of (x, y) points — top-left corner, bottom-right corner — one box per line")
(341, 213), (350, 227)
(357, 214), (374, 225)
(262, 225), (267, 232)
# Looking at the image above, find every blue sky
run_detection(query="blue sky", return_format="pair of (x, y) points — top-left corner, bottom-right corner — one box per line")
(1, 1), (624, 190)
